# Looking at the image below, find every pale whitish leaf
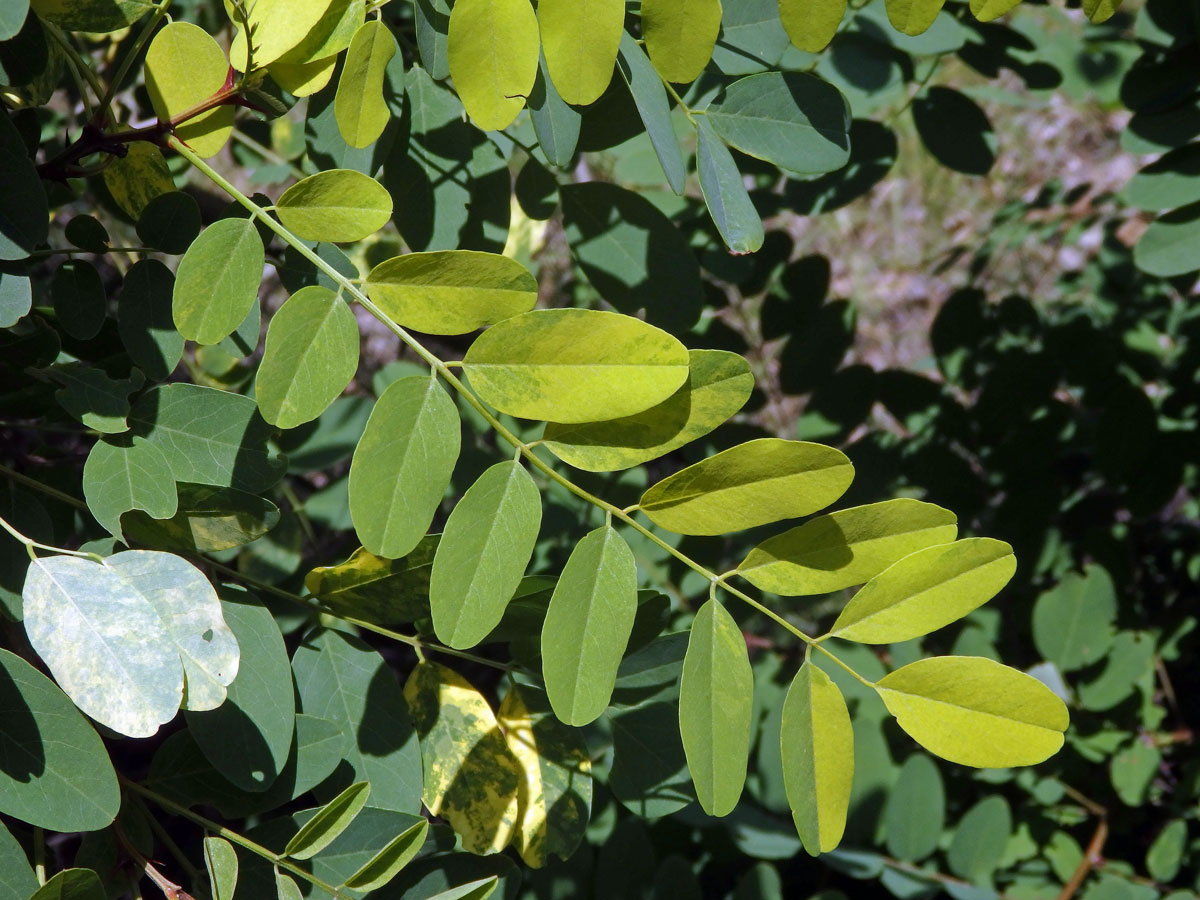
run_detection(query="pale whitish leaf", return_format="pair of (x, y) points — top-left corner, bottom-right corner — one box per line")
(874, 656), (1070, 767)
(679, 598), (754, 816)
(430, 461), (541, 649)
(780, 662), (854, 855)
(203, 837), (238, 900)
(102, 551), (239, 712)
(404, 662), (522, 854)
(462, 308), (690, 424)
(541, 526), (638, 726)
(829, 538), (1015, 644)
(498, 683), (592, 868)
(285, 781), (371, 859)
(639, 438), (854, 535)
(349, 375), (460, 560)
(0, 649), (120, 833)
(344, 819), (429, 890)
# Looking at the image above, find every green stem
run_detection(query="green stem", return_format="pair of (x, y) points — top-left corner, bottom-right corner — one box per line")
(230, 128), (307, 180)
(43, 23), (108, 113)
(33, 827), (45, 885)
(122, 779), (353, 900)
(24, 247), (160, 259)
(0, 463), (88, 510)
(170, 137), (873, 686)
(0, 511), (102, 563)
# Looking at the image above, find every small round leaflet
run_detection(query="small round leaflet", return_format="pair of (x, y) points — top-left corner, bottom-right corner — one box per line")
(276, 169), (393, 243)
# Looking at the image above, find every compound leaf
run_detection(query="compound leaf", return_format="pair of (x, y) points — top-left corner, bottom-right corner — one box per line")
(463, 308), (690, 424)
(172, 219), (264, 346)
(276, 169), (393, 243)
(639, 438), (854, 536)
(541, 526), (638, 726)
(780, 662), (853, 855)
(874, 656), (1070, 767)
(829, 538), (1016, 644)
(447, 0), (540, 130)
(365, 251), (537, 335)
(256, 285), (360, 429)
(538, 0), (624, 106)
(404, 661), (522, 854)
(430, 461), (541, 649)
(349, 375), (460, 559)
(679, 597), (753, 817)
(738, 499), (959, 596)
(0, 649), (119, 832)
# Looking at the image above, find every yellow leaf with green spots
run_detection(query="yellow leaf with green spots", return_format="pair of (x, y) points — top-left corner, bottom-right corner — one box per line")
(403, 661), (522, 854)
(304, 537), (438, 626)
(496, 684), (591, 867)
(144, 22), (234, 159)
(102, 143), (175, 219)
(447, 0), (540, 130)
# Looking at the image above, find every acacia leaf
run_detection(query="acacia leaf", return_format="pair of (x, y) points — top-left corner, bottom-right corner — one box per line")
(284, 781), (371, 859)
(172, 219), (264, 346)
(779, 0), (846, 52)
(276, 169), (393, 243)
(335, 20), (398, 148)
(641, 0), (722, 84)
(538, 0), (624, 105)
(344, 818), (429, 890)
(447, 0), (540, 130)
(144, 22), (233, 158)
(203, 837), (238, 900)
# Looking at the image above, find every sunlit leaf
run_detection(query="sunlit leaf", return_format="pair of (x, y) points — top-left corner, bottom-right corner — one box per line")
(640, 439), (854, 535)
(738, 499), (959, 596)
(335, 20), (398, 148)
(172, 219), (264, 346)
(344, 818), (428, 890)
(538, 0), (623, 106)
(885, 0), (946, 36)
(829, 538), (1015, 644)
(305, 537), (437, 625)
(404, 661), (522, 854)
(204, 837), (238, 900)
(641, 0), (722, 84)
(463, 308), (690, 424)
(285, 781), (371, 859)
(276, 169), (393, 243)
(780, 662), (853, 855)
(874, 656), (1070, 767)
(779, 0), (846, 52)
(144, 22), (233, 158)
(447, 0), (540, 130)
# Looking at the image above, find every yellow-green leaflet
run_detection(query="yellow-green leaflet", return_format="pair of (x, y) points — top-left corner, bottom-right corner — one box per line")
(1083, 0), (1121, 22)
(276, 872), (304, 900)
(780, 662), (853, 855)
(335, 20), (398, 149)
(172, 218), (264, 346)
(403, 661), (522, 854)
(304, 537), (438, 626)
(497, 684), (592, 867)
(538, 0), (624, 106)
(228, 0), (336, 68)
(343, 819), (428, 890)
(283, 781), (370, 859)
(541, 526), (638, 726)
(275, 0), (363, 65)
(269, 55), (338, 97)
(641, 0), (722, 84)
(463, 308), (690, 424)
(430, 461), (541, 649)
(365, 251), (537, 335)
(639, 438), (854, 536)
(874, 656), (1069, 767)
(275, 170), (393, 243)
(543, 349), (753, 472)
(968, 0), (1022, 21)
(255, 286), (360, 429)
(348, 376), (460, 560)
(426, 878), (500, 900)
(679, 597), (753, 817)
(102, 143), (175, 219)
(144, 22), (233, 159)
(737, 499), (959, 596)
(447, 0), (540, 131)
(884, 0), (945, 36)
(829, 538), (1016, 644)
(203, 836), (237, 900)
(778, 0), (846, 52)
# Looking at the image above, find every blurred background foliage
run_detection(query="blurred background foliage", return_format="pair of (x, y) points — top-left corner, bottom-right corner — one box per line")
(3, 0), (1200, 898)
